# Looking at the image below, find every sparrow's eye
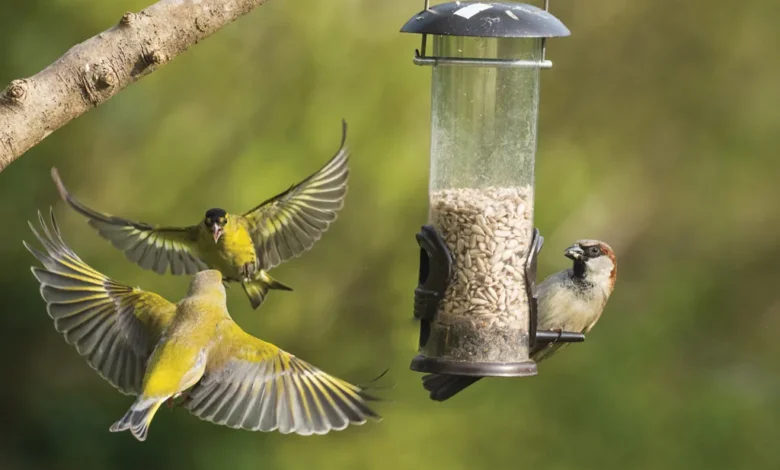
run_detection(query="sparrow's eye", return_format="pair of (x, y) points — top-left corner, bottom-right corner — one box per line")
(587, 246), (601, 257)
(204, 218), (212, 226)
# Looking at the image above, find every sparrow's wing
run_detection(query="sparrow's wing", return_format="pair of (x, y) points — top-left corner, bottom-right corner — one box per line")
(530, 342), (569, 362)
(241, 120), (349, 271)
(25, 210), (177, 395)
(531, 270), (597, 363)
(51, 168), (206, 276)
(531, 321), (598, 362)
(184, 320), (379, 436)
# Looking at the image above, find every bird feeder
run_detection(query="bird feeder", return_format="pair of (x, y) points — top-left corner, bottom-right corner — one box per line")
(403, 1), (584, 380)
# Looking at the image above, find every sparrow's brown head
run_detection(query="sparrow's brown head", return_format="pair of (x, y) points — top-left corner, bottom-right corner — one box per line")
(565, 240), (617, 291)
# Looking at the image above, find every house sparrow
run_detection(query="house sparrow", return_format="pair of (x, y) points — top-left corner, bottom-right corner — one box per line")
(422, 239), (617, 402)
(50, 119), (350, 310)
(25, 210), (379, 441)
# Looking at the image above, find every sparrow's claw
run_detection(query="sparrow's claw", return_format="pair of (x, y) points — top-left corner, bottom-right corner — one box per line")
(554, 328), (564, 343)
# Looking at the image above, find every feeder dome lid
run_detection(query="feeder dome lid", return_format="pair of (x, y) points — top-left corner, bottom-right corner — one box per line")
(400, 2), (570, 39)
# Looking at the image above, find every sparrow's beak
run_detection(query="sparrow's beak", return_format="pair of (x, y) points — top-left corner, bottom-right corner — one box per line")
(564, 244), (585, 260)
(212, 225), (223, 243)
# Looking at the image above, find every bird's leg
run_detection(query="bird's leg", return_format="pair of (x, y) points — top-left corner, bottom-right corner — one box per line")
(166, 391), (191, 409)
(175, 390), (191, 407)
(240, 263), (254, 282)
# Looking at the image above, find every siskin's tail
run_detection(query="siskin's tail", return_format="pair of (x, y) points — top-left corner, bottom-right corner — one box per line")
(422, 374), (482, 402)
(109, 397), (165, 442)
(242, 271), (293, 310)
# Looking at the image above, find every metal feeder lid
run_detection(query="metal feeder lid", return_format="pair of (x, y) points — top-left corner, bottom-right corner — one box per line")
(400, 2), (570, 38)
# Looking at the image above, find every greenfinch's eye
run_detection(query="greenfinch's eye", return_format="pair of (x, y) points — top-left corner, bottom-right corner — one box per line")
(220, 218), (227, 225)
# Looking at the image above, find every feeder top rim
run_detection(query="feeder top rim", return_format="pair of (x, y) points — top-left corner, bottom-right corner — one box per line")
(400, 2), (570, 39)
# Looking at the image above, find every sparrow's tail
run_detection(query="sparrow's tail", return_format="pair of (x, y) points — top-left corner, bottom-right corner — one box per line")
(422, 374), (482, 402)
(242, 271), (293, 310)
(109, 397), (165, 442)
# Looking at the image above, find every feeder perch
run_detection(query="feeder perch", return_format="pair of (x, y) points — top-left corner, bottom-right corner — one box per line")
(402, 1), (585, 381)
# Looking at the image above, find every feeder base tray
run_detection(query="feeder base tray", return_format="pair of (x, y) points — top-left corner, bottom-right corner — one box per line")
(410, 355), (538, 377)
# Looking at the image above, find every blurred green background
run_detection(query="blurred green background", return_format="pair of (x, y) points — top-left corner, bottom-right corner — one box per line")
(2, 0), (780, 469)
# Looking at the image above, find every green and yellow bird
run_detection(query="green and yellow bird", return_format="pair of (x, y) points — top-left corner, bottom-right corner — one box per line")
(25, 209), (380, 441)
(50, 120), (350, 309)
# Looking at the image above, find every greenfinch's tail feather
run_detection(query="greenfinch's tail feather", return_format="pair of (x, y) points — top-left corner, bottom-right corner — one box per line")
(242, 274), (293, 310)
(110, 398), (164, 442)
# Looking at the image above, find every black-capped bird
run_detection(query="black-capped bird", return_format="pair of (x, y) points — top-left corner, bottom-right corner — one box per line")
(51, 120), (350, 309)
(422, 240), (617, 402)
(25, 210), (380, 441)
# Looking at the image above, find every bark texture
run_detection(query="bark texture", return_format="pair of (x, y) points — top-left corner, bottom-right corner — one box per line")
(0, 0), (271, 172)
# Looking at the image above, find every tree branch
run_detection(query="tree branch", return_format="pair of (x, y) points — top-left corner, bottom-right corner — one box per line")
(0, 0), (272, 172)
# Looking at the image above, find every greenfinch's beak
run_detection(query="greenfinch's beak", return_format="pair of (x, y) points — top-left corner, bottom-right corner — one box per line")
(212, 225), (223, 243)
(564, 244), (584, 260)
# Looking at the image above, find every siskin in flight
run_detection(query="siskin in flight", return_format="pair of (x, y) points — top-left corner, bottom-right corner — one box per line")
(25, 209), (380, 441)
(51, 120), (350, 309)
(422, 240), (617, 401)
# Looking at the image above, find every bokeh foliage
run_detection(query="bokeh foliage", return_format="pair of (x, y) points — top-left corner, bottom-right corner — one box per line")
(1, 1), (779, 469)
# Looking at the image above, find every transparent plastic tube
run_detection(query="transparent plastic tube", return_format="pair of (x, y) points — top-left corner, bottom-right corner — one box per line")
(425, 35), (541, 364)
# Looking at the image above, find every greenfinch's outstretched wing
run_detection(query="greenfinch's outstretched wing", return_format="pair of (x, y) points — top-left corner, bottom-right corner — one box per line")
(241, 120), (350, 270)
(25, 209), (177, 395)
(184, 321), (379, 435)
(51, 168), (206, 276)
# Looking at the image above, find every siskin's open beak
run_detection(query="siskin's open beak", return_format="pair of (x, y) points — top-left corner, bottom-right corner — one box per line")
(212, 225), (223, 243)
(564, 244), (585, 260)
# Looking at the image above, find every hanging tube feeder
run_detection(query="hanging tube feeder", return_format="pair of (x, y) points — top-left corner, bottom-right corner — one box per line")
(402, 1), (585, 383)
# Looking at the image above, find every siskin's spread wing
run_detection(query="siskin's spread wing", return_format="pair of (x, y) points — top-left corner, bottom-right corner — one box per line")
(25, 209), (177, 395)
(184, 321), (379, 435)
(241, 120), (349, 271)
(51, 168), (206, 276)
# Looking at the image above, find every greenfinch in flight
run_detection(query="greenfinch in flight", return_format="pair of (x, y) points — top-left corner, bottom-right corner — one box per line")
(50, 120), (350, 310)
(25, 209), (380, 441)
